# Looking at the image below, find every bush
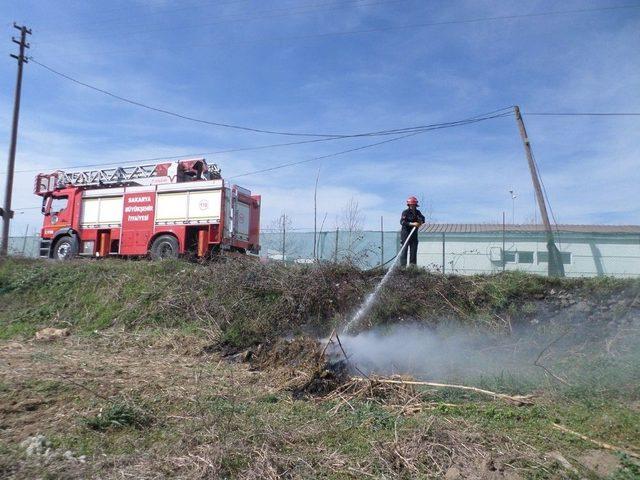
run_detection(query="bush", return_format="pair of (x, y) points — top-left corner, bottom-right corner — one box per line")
(84, 402), (151, 431)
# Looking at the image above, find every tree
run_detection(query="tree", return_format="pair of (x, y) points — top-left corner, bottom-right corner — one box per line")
(262, 214), (302, 261)
(340, 197), (364, 238)
(418, 193), (435, 222)
(337, 198), (371, 265)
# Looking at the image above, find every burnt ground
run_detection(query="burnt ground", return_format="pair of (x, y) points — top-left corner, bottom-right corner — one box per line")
(1, 330), (639, 479)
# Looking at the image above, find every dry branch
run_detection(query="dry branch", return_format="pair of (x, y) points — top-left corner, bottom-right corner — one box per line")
(435, 289), (469, 319)
(352, 377), (534, 405)
(51, 372), (112, 402)
(319, 328), (336, 358)
(533, 330), (573, 386)
(552, 423), (640, 459)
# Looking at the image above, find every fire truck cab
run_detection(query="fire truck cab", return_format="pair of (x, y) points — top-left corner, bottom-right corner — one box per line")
(34, 158), (260, 260)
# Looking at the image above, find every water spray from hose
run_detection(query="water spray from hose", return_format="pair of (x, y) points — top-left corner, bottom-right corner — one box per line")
(343, 226), (417, 334)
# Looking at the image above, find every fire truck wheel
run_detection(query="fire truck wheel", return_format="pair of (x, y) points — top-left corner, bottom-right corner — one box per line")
(53, 236), (78, 260)
(150, 235), (180, 260)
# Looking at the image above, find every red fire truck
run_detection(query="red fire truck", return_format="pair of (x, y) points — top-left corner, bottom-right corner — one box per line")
(34, 158), (260, 260)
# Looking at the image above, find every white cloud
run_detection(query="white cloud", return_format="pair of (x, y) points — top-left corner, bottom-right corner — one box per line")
(1, 0), (638, 242)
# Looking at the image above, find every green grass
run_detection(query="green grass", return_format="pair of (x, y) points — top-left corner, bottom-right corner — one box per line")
(83, 402), (152, 431)
(3, 258), (638, 349)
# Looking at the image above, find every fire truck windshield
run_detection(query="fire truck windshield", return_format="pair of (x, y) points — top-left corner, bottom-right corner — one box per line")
(46, 196), (68, 215)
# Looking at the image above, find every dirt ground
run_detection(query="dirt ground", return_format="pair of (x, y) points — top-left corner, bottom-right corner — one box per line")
(1, 330), (638, 479)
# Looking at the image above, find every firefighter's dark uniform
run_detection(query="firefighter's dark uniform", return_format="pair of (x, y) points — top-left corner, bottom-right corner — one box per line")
(400, 208), (425, 267)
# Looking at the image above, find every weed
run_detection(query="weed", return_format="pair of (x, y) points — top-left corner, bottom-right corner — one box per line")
(348, 401), (396, 431)
(522, 301), (538, 315)
(612, 454), (640, 480)
(84, 402), (152, 431)
(258, 394), (279, 404)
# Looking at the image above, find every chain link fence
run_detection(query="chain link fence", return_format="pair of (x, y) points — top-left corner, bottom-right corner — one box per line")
(6, 234), (40, 257)
(260, 230), (401, 269)
(7, 230), (402, 270)
(7, 229), (639, 277)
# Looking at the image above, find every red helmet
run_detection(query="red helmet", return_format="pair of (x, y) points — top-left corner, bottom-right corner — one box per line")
(406, 196), (419, 206)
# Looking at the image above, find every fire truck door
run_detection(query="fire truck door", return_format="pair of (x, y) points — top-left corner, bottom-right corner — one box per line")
(120, 191), (156, 255)
(235, 201), (250, 241)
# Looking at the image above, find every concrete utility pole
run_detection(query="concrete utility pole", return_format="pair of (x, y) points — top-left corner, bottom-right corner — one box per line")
(1, 23), (31, 256)
(514, 106), (564, 277)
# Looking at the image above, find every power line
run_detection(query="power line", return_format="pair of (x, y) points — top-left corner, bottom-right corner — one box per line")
(39, 0), (408, 43)
(525, 112), (640, 116)
(5, 138), (353, 175)
(9, 111), (512, 211)
(34, 57), (505, 139)
(2, 107), (514, 176)
(5, 103), (632, 177)
(24, 59), (520, 140)
(48, 3), (640, 57)
(228, 111), (513, 179)
(36, 0), (252, 34)
(29, 58), (345, 138)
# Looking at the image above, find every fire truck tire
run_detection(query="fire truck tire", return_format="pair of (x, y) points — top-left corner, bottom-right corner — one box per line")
(52, 236), (78, 260)
(150, 235), (180, 260)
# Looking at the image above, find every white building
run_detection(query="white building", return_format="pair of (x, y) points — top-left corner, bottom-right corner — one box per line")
(417, 224), (640, 278)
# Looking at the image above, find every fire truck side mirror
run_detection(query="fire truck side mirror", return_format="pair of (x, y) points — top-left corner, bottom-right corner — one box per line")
(41, 196), (49, 215)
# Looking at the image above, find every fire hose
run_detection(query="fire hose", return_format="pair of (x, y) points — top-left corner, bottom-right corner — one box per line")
(366, 225), (418, 272)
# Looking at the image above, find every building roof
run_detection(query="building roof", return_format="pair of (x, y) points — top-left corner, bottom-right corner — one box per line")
(419, 224), (640, 234)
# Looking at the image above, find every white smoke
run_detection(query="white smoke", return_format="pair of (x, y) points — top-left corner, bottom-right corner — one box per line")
(339, 324), (531, 380)
(335, 320), (640, 388)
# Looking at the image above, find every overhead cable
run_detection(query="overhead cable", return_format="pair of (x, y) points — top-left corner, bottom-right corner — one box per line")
(39, 0), (408, 42)
(29, 58), (344, 138)
(3, 108), (513, 176)
(27, 59), (519, 140)
(525, 112), (640, 116)
(8, 111), (512, 211)
(228, 111), (513, 179)
(65, 4), (640, 57)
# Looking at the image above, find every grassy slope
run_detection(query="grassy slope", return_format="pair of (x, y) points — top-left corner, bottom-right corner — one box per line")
(1, 259), (639, 478)
(2, 257), (637, 343)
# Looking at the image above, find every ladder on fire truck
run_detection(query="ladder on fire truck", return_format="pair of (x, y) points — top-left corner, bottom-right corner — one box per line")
(35, 159), (221, 195)
(59, 163), (170, 188)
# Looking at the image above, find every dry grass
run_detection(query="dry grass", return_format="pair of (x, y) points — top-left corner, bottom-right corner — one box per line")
(2, 330), (639, 479)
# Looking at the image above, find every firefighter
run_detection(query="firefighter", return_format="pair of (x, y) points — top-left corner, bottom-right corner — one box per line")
(400, 196), (425, 267)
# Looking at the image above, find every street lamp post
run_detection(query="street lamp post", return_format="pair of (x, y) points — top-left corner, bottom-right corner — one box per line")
(509, 189), (518, 224)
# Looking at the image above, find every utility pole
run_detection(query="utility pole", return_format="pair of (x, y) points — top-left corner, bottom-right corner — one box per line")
(514, 106), (564, 277)
(1, 23), (31, 256)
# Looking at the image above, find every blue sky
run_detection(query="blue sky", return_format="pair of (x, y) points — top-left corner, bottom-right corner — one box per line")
(1, 0), (639, 234)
